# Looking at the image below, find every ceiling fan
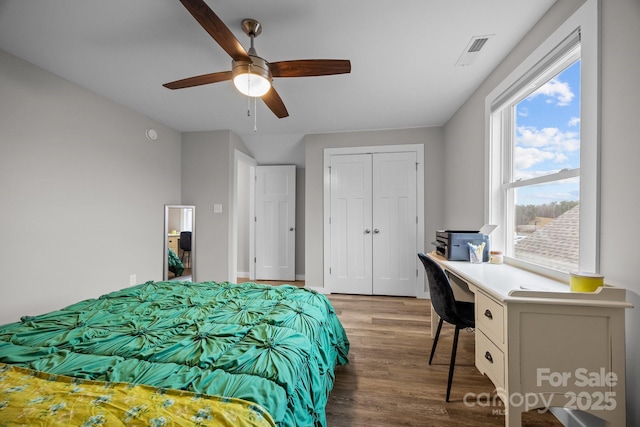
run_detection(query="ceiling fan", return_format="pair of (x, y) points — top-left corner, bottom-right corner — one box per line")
(163, 0), (352, 118)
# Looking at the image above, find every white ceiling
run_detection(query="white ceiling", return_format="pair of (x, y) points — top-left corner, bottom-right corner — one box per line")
(0, 0), (556, 164)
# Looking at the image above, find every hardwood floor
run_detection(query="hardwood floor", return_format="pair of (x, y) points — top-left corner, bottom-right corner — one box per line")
(324, 294), (563, 427)
(238, 279), (562, 426)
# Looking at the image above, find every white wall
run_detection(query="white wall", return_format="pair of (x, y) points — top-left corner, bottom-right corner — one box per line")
(599, 1), (640, 424)
(0, 50), (182, 325)
(304, 127), (445, 288)
(295, 168), (306, 279)
(167, 209), (182, 234)
(443, 0), (640, 423)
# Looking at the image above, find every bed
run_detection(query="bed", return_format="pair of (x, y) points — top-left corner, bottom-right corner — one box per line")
(0, 280), (350, 426)
(168, 248), (185, 276)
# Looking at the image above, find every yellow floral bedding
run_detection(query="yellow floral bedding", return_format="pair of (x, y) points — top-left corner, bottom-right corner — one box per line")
(0, 363), (275, 426)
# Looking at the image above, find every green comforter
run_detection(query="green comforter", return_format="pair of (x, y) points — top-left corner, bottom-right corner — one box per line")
(168, 247), (184, 276)
(0, 281), (349, 426)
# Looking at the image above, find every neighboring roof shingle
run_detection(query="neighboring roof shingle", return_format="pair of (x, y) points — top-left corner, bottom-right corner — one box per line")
(514, 205), (579, 271)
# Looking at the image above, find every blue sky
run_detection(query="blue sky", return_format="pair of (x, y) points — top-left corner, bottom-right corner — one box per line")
(514, 59), (581, 206)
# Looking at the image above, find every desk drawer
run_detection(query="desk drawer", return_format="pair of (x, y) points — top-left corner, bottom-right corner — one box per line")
(168, 237), (179, 253)
(476, 331), (505, 389)
(477, 292), (504, 344)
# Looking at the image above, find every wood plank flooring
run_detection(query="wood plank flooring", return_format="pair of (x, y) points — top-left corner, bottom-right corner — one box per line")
(238, 279), (562, 426)
(324, 294), (563, 427)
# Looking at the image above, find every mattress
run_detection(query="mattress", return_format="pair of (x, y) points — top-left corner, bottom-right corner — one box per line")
(0, 280), (350, 426)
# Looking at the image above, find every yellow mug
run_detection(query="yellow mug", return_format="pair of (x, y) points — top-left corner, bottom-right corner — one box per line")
(569, 272), (604, 292)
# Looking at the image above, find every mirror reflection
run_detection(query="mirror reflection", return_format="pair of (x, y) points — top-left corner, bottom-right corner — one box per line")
(164, 205), (195, 282)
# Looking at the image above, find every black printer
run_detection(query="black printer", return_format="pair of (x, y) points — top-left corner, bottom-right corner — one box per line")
(433, 230), (490, 262)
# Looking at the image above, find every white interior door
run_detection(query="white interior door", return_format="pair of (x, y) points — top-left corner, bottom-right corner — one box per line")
(328, 152), (417, 296)
(255, 165), (296, 281)
(372, 151), (417, 296)
(329, 154), (373, 294)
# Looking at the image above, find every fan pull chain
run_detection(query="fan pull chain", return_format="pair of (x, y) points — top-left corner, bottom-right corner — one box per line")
(253, 96), (258, 132)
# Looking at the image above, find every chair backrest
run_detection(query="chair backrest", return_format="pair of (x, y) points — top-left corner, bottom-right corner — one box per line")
(180, 231), (192, 251)
(418, 253), (466, 326)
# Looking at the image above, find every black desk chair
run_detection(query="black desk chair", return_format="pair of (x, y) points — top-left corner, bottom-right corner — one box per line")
(418, 252), (475, 402)
(180, 231), (192, 268)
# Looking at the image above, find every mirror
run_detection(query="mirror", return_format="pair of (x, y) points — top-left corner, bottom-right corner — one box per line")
(164, 205), (195, 281)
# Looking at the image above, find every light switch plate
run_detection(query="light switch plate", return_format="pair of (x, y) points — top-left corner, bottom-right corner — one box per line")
(213, 204), (223, 213)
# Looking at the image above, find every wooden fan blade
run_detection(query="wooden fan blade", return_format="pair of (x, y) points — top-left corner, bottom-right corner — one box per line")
(163, 71), (232, 89)
(270, 59), (351, 78)
(262, 87), (289, 118)
(179, 0), (249, 62)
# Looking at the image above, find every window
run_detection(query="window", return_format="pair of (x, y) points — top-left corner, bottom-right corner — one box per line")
(486, 0), (599, 277)
(181, 208), (193, 232)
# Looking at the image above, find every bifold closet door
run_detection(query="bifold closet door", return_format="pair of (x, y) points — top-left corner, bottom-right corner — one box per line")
(329, 152), (417, 296)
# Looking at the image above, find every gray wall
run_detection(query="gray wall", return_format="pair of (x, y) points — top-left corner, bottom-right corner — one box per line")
(0, 50), (182, 325)
(181, 130), (252, 283)
(304, 127), (445, 288)
(443, 0), (640, 423)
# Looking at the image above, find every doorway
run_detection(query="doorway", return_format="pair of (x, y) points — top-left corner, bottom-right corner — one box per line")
(163, 205), (195, 281)
(233, 150), (257, 283)
(233, 151), (296, 284)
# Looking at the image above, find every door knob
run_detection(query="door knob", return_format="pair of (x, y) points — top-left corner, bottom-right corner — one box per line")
(373, 229), (380, 234)
(364, 229), (371, 234)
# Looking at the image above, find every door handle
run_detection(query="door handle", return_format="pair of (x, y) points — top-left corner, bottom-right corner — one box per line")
(373, 229), (380, 234)
(364, 229), (371, 234)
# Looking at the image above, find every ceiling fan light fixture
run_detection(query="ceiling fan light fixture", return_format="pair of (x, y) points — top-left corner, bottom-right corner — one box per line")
(232, 58), (272, 97)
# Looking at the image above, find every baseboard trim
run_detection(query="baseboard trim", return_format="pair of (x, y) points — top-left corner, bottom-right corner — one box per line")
(237, 273), (306, 283)
(305, 285), (331, 295)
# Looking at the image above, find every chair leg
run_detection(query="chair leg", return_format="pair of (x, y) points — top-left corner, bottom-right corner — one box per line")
(446, 326), (461, 402)
(429, 317), (444, 365)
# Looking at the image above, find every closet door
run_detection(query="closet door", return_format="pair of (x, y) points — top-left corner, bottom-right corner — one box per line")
(328, 152), (417, 296)
(329, 154), (373, 294)
(372, 151), (417, 296)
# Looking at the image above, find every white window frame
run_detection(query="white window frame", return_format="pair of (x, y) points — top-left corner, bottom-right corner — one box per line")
(485, 0), (600, 280)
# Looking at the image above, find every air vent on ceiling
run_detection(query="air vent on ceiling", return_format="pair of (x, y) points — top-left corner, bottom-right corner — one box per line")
(454, 34), (494, 67)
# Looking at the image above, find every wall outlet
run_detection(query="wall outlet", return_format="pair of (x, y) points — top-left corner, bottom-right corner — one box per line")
(129, 274), (137, 286)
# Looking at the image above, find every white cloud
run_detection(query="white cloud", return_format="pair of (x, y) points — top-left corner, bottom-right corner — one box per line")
(514, 126), (579, 172)
(517, 126), (580, 152)
(568, 116), (580, 127)
(514, 146), (563, 170)
(527, 77), (575, 106)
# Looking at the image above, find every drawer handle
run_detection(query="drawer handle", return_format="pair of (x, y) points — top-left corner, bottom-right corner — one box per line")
(484, 309), (493, 320)
(485, 351), (493, 364)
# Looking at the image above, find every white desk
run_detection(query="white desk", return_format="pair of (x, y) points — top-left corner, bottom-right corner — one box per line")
(427, 252), (632, 427)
